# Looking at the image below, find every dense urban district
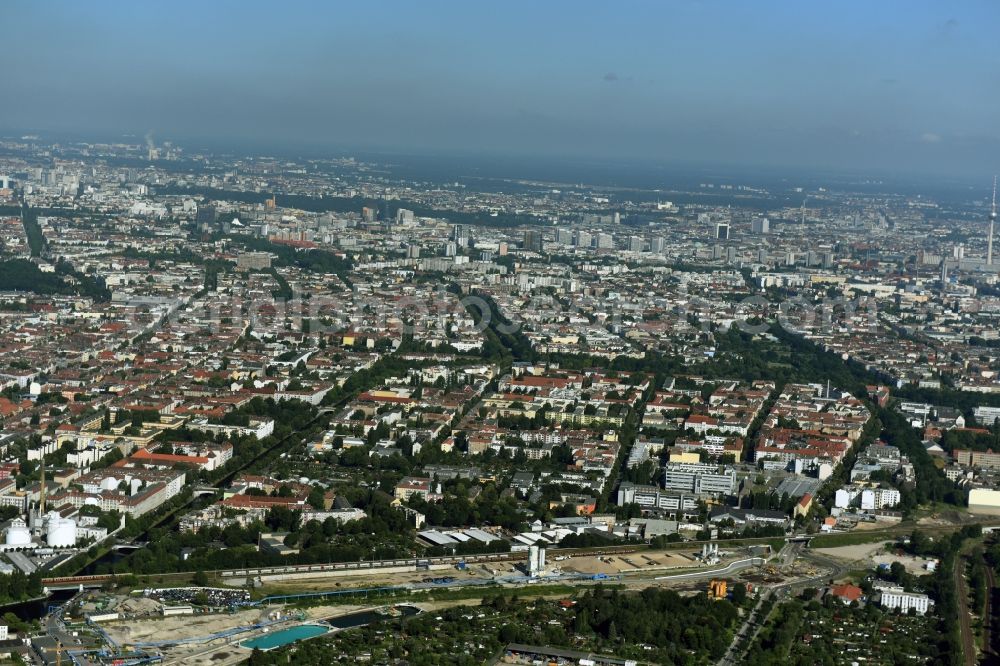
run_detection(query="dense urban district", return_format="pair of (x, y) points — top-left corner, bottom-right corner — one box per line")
(0, 137), (999, 665)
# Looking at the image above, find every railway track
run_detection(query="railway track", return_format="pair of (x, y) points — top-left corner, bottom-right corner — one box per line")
(956, 551), (977, 666)
(42, 545), (643, 587)
(43, 520), (1000, 589)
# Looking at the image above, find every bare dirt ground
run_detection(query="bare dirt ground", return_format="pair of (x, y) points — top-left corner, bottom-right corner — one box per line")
(871, 551), (936, 575)
(559, 551), (699, 576)
(812, 541), (890, 563)
(814, 540), (936, 575)
(917, 509), (969, 527)
(104, 607), (278, 644)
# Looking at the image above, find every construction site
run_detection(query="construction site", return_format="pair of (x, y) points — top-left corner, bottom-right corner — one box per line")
(25, 542), (816, 665)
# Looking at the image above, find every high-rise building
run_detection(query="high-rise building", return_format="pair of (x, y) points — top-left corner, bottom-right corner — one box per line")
(751, 217), (770, 234)
(523, 230), (543, 253)
(650, 237), (666, 253)
(613, 211), (621, 225)
(628, 236), (644, 252)
(556, 228), (573, 245)
(574, 230), (592, 248)
(715, 223), (730, 240)
(196, 205), (216, 226)
(596, 233), (614, 249)
(396, 208), (415, 225)
(444, 241), (457, 257)
(362, 207), (377, 223)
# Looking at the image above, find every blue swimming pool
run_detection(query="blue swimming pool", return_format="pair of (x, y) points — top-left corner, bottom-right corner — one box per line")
(241, 624), (329, 650)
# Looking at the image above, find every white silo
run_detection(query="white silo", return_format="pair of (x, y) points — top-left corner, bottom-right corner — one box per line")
(527, 545), (546, 577)
(46, 514), (77, 548)
(5, 518), (31, 547)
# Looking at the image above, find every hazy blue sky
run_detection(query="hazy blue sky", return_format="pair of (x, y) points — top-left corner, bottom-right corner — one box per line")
(6, 1), (1000, 176)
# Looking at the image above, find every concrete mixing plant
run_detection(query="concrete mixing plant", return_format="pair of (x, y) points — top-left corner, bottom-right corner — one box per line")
(527, 545), (546, 578)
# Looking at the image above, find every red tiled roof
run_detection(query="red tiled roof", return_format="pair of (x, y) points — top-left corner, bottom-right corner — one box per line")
(829, 584), (864, 602)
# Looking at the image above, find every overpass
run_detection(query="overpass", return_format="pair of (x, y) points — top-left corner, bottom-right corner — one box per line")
(654, 557), (767, 581)
(785, 535), (814, 545)
(44, 576), (115, 592)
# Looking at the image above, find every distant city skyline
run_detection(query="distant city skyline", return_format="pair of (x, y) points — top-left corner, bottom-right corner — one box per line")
(5, 0), (1000, 177)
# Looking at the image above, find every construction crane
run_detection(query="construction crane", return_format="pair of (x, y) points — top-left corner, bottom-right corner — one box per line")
(42, 644), (76, 666)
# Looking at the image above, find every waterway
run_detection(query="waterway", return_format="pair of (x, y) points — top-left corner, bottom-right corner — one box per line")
(325, 604), (420, 630)
(1, 588), (77, 622)
(240, 624), (329, 650)
(240, 606), (422, 651)
(78, 550), (126, 575)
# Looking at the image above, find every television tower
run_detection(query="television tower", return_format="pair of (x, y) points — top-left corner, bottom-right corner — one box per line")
(989, 176), (997, 267)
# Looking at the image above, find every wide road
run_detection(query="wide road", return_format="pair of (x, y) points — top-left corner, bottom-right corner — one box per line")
(956, 552), (977, 666)
(985, 561), (997, 664)
(717, 589), (772, 666)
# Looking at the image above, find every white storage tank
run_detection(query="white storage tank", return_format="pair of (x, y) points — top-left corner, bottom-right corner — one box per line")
(969, 488), (1000, 515)
(5, 518), (31, 547)
(46, 514), (77, 548)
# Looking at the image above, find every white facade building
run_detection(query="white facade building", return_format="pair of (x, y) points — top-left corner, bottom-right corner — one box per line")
(974, 405), (1000, 426)
(860, 488), (901, 510)
(836, 486), (901, 511)
(874, 582), (934, 614)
